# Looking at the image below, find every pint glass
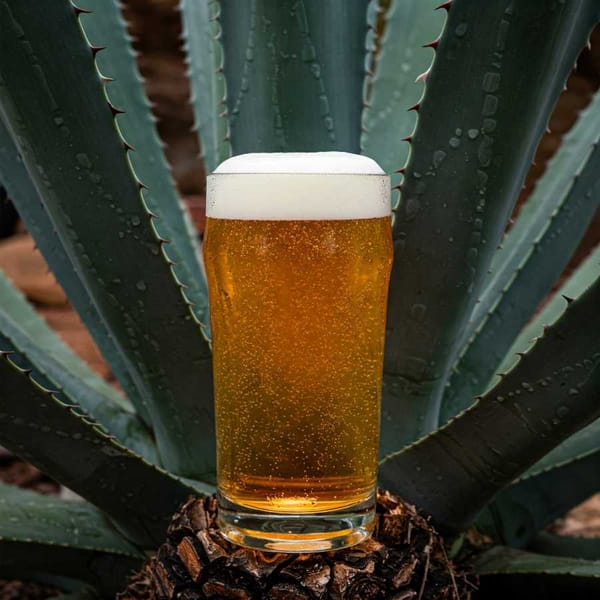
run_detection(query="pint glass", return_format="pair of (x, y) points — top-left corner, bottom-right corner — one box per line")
(204, 152), (392, 552)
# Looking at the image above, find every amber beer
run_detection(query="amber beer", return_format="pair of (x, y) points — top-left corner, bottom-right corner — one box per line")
(204, 152), (392, 552)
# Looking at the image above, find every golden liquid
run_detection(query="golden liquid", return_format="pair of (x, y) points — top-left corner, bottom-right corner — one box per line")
(204, 217), (392, 514)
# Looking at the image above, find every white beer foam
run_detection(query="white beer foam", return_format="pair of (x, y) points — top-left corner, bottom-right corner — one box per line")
(207, 152), (390, 220)
(213, 152), (385, 175)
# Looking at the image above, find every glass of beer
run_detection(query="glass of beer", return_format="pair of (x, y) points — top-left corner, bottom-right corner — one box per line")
(204, 152), (392, 552)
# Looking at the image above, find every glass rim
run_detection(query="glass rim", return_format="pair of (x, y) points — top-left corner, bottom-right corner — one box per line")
(207, 172), (391, 178)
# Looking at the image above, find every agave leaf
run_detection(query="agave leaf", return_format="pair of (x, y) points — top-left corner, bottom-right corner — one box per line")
(361, 0), (444, 195)
(0, 270), (156, 462)
(472, 248), (600, 546)
(219, 0), (369, 154)
(479, 449), (600, 547)
(0, 351), (209, 548)
(0, 0), (215, 479)
(180, 0), (231, 173)
(50, 591), (100, 600)
(0, 482), (142, 598)
(382, 0), (600, 452)
(494, 245), (600, 476)
(524, 415), (600, 479)
(441, 87), (600, 423)
(379, 271), (600, 534)
(452, 90), (600, 374)
(529, 532), (600, 561)
(497, 243), (600, 388)
(0, 113), (149, 423)
(77, 0), (210, 327)
(475, 546), (600, 600)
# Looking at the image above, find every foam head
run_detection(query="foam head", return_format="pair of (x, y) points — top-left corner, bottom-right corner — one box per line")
(207, 152), (390, 220)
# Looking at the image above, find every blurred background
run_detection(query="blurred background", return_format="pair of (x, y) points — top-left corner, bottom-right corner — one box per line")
(0, 5), (600, 595)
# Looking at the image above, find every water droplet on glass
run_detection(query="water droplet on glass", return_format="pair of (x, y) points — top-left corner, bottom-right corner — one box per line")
(136, 280), (147, 292)
(468, 129), (479, 139)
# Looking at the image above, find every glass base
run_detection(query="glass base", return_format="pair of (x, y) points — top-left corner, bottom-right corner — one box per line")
(218, 493), (375, 553)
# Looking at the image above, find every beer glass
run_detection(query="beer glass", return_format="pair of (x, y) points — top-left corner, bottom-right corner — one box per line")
(204, 152), (392, 552)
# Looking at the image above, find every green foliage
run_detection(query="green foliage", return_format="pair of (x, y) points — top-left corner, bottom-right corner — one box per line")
(78, 0), (210, 327)
(219, 0), (369, 154)
(442, 86), (600, 422)
(361, 0), (444, 195)
(529, 532), (600, 561)
(481, 449), (600, 548)
(0, 0), (599, 595)
(0, 483), (143, 597)
(181, 0), (232, 173)
(0, 114), (147, 418)
(380, 273), (600, 533)
(475, 546), (600, 599)
(0, 271), (156, 461)
(382, 0), (600, 450)
(0, 351), (204, 547)
(0, 0), (214, 479)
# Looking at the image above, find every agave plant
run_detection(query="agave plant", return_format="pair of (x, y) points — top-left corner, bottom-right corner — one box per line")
(0, 0), (599, 597)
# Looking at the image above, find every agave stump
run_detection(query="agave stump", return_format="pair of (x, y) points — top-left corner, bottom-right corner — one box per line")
(119, 490), (476, 600)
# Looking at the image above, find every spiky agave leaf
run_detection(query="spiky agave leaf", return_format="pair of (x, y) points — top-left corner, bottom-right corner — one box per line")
(219, 0), (369, 154)
(0, 269), (156, 462)
(475, 546), (600, 600)
(0, 350), (212, 548)
(180, 0), (232, 174)
(361, 0), (445, 195)
(379, 269), (600, 533)
(441, 85), (600, 422)
(529, 532), (600, 561)
(475, 244), (600, 547)
(77, 0), (210, 327)
(0, 111), (147, 421)
(0, 483), (143, 598)
(382, 0), (600, 452)
(0, 0), (215, 480)
(479, 448), (600, 548)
